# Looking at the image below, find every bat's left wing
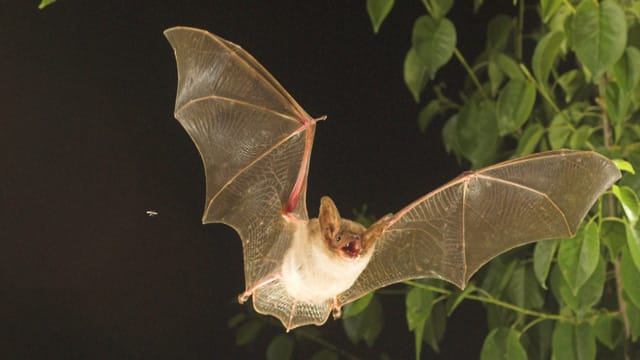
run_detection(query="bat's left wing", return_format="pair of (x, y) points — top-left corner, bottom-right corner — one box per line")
(165, 27), (326, 328)
(339, 150), (620, 305)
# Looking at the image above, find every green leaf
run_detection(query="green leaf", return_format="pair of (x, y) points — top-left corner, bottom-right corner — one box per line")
(480, 328), (527, 360)
(621, 246), (640, 308)
(412, 15), (456, 79)
(266, 335), (294, 360)
(551, 321), (596, 360)
(406, 287), (433, 359)
(488, 53), (524, 96)
(235, 319), (263, 346)
(525, 320), (553, 360)
(473, 0), (484, 13)
(310, 350), (339, 360)
(548, 113), (573, 149)
(614, 46), (640, 93)
(487, 15), (513, 53)
(612, 185), (640, 223)
(456, 98), (500, 168)
(613, 159), (635, 174)
(569, 125), (592, 149)
(631, 2), (640, 21)
(572, 0), (627, 79)
(515, 123), (544, 157)
(626, 221), (640, 271)
(497, 79), (536, 136)
(593, 312), (624, 350)
(495, 53), (524, 80)
(506, 263), (544, 310)
(532, 31), (565, 84)
(620, 152), (640, 193)
(557, 222), (600, 295)
(486, 302), (517, 329)
(405, 287), (433, 330)
(550, 256), (605, 313)
(367, 0), (395, 33)
(423, 301), (446, 353)
(38, 0), (57, 9)
(488, 55), (505, 97)
(442, 114), (461, 155)
(425, 0), (453, 20)
(541, 0), (563, 23)
(548, 107), (582, 150)
(601, 221), (626, 258)
(627, 297), (640, 341)
(557, 69), (585, 103)
(481, 257), (519, 296)
(534, 239), (559, 289)
(404, 48), (429, 102)
(605, 82), (630, 142)
(418, 100), (441, 132)
(342, 291), (374, 318)
(342, 295), (383, 346)
(549, 3), (572, 36)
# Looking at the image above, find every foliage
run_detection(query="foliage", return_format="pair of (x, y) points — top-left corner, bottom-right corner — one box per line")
(229, 0), (640, 358)
(38, 0), (57, 10)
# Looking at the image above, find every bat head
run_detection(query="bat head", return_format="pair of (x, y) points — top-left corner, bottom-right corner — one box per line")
(319, 196), (367, 258)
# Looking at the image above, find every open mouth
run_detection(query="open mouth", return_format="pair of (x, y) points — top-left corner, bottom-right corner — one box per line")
(341, 239), (362, 257)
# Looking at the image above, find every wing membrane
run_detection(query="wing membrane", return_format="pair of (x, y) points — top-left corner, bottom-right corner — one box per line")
(165, 26), (315, 296)
(339, 150), (620, 304)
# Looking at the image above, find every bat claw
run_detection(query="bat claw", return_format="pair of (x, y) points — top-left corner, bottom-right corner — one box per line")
(237, 291), (251, 304)
(362, 213), (394, 250)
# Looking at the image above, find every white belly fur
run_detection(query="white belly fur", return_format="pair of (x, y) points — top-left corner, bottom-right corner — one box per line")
(280, 222), (372, 304)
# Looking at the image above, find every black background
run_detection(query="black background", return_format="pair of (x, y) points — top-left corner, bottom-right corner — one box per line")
(1, 1), (515, 358)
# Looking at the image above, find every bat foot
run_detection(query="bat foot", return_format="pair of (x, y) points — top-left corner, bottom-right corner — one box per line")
(330, 298), (342, 319)
(237, 275), (279, 304)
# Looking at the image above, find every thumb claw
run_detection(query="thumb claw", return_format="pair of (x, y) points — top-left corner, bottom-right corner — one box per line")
(237, 291), (251, 304)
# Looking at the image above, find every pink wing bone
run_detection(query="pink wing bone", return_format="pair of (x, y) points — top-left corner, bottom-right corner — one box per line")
(283, 114), (326, 217)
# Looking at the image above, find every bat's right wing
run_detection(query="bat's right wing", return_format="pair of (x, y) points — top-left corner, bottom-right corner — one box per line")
(165, 27), (319, 324)
(339, 150), (620, 305)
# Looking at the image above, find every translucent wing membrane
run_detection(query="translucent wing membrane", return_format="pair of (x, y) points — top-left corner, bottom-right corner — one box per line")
(165, 27), (316, 316)
(254, 281), (332, 330)
(167, 27), (308, 121)
(339, 150), (620, 305)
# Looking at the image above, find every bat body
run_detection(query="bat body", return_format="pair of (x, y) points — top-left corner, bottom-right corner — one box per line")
(165, 26), (622, 330)
(278, 218), (370, 305)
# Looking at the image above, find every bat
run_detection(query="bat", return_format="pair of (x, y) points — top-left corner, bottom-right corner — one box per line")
(164, 26), (621, 331)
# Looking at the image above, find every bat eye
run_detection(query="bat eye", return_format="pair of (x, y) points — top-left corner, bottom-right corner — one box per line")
(335, 235), (342, 242)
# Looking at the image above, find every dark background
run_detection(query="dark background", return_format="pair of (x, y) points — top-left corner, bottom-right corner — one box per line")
(1, 1), (514, 358)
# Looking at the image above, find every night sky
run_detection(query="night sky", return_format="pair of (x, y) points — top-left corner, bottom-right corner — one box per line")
(1, 1), (514, 358)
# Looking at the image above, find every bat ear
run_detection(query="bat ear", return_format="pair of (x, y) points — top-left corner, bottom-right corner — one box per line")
(319, 196), (341, 243)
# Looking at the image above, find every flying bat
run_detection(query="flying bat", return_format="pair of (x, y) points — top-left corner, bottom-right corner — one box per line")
(164, 26), (621, 331)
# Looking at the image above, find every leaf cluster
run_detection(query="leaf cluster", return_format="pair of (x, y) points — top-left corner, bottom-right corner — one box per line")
(394, 0), (640, 358)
